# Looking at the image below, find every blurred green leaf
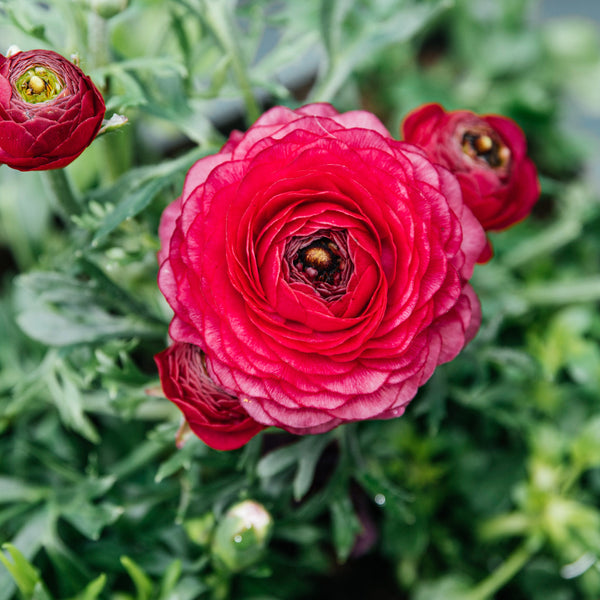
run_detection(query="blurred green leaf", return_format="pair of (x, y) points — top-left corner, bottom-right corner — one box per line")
(328, 495), (362, 563)
(0, 544), (44, 600)
(15, 272), (163, 347)
(0, 478), (47, 505)
(312, 0), (452, 101)
(120, 557), (153, 600)
(414, 575), (473, 600)
(67, 574), (107, 600)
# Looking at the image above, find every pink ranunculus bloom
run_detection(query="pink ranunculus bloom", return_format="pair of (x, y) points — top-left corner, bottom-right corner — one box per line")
(0, 49), (105, 171)
(157, 103), (486, 437)
(402, 103), (540, 262)
(155, 342), (266, 451)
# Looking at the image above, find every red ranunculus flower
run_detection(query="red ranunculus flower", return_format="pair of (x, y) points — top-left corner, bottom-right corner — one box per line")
(0, 49), (105, 171)
(155, 342), (266, 450)
(157, 103), (486, 436)
(402, 103), (540, 261)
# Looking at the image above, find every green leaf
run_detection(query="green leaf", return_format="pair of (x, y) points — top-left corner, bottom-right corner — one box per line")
(571, 416), (600, 471)
(293, 434), (331, 501)
(45, 368), (100, 443)
(0, 544), (42, 599)
(257, 434), (332, 500)
(355, 471), (414, 522)
(329, 495), (362, 563)
(67, 574), (107, 600)
(0, 477), (47, 505)
(414, 575), (474, 600)
(0, 510), (50, 600)
(256, 441), (303, 479)
(311, 0), (452, 101)
(61, 500), (124, 541)
(320, 0), (354, 58)
(157, 560), (182, 600)
(91, 177), (169, 245)
(15, 272), (162, 347)
(154, 437), (202, 482)
(89, 146), (208, 245)
(120, 557), (153, 600)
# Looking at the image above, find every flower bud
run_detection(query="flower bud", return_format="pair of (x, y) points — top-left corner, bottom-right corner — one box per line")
(90, 0), (129, 19)
(0, 49), (105, 171)
(211, 500), (273, 572)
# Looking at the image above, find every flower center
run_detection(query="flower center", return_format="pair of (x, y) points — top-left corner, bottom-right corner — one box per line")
(461, 130), (510, 169)
(15, 66), (64, 103)
(285, 230), (353, 301)
(298, 239), (341, 281)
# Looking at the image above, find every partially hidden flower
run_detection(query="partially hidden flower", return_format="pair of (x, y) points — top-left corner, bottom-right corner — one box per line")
(154, 342), (266, 451)
(402, 103), (540, 261)
(157, 103), (486, 438)
(0, 49), (105, 171)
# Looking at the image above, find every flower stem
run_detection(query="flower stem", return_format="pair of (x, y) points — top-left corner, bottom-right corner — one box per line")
(464, 536), (543, 600)
(43, 168), (81, 219)
(202, 0), (261, 124)
(522, 277), (600, 306)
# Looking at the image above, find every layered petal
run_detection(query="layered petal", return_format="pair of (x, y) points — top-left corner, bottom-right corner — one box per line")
(157, 103), (485, 440)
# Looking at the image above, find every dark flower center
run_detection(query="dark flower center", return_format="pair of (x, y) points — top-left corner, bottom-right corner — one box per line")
(285, 230), (353, 301)
(15, 66), (64, 104)
(298, 239), (341, 282)
(461, 130), (510, 169)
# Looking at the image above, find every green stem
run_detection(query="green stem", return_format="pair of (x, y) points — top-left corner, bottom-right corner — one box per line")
(43, 169), (81, 218)
(522, 277), (600, 306)
(88, 12), (110, 70)
(202, 0), (261, 124)
(501, 218), (581, 270)
(465, 536), (543, 600)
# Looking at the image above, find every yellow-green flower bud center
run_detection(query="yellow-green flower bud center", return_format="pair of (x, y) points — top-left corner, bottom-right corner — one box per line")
(15, 66), (64, 103)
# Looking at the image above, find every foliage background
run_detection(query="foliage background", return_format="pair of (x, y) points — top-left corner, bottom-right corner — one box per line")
(1, 0), (600, 598)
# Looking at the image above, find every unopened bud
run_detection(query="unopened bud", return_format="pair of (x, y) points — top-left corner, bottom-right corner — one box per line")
(90, 0), (129, 19)
(211, 500), (273, 572)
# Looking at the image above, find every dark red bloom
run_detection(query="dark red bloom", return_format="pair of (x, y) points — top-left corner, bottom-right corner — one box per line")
(402, 103), (540, 261)
(0, 49), (105, 171)
(155, 342), (266, 451)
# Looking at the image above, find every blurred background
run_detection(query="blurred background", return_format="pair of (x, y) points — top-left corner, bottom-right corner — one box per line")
(2, 1), (600, 599)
